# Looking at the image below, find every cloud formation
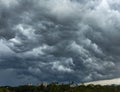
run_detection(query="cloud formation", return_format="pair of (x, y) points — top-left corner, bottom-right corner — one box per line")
(0, 0), (120, 85)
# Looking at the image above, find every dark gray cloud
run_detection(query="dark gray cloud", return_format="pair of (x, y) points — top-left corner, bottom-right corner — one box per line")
(0, 0), (120, 86)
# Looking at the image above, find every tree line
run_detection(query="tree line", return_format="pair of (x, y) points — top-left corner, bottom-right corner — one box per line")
(1, 82), (120, 92)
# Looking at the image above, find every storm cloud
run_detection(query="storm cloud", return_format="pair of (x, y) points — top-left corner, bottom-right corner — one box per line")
(0, 0), (120, 86)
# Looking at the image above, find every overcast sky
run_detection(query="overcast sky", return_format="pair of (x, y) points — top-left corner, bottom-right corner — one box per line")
(0, 0), (120, 86)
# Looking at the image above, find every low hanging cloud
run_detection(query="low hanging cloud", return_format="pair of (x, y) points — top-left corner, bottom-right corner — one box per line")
(0, 0), (120, 86)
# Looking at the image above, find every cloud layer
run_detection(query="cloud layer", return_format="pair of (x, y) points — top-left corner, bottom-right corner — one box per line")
(0, 0), (120, 85)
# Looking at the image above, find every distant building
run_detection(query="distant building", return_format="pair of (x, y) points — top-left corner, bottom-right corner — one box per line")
(70, 84), (78, 87)
(38, 82), (48, 87)
(42, 82), (48, 87)
(27, 83), (32, 86)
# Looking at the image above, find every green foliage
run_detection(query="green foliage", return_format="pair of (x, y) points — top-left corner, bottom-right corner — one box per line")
(2, 83), (120, 92)
(0, 88), (9, 92)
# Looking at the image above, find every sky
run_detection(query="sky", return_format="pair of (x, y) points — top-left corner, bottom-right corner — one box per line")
(84, 78), (120, 85)
(0, 0), (120, 86)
